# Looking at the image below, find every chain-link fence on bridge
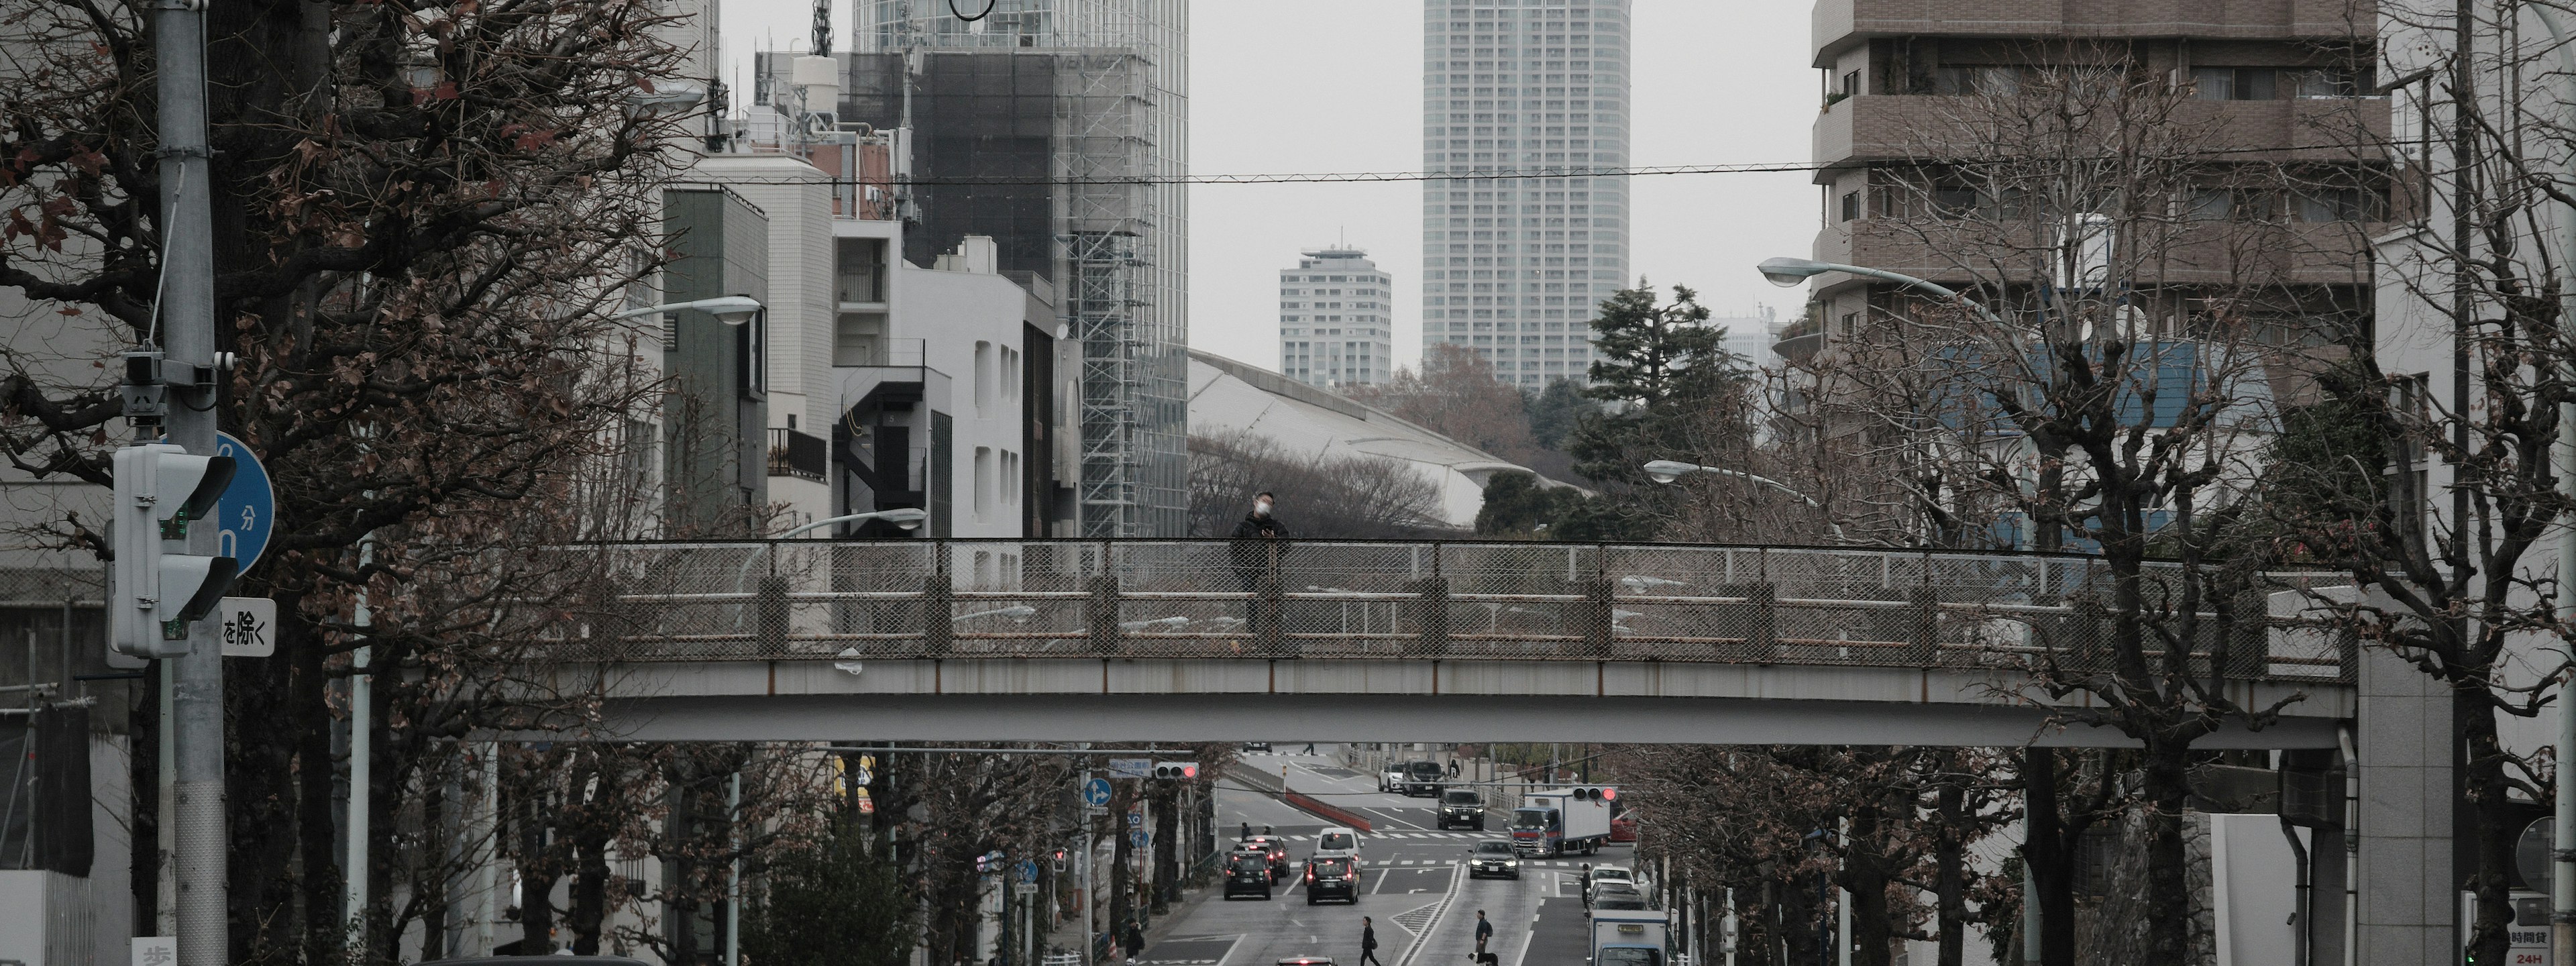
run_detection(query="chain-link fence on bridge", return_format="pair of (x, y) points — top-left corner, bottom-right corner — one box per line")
(555, 540), (2357, 683)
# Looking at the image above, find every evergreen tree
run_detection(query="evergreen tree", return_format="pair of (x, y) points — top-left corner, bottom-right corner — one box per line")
(743, 819), (920, 966)
(1568, 282), (1748, 487)
(1522, 378), (1596, 451)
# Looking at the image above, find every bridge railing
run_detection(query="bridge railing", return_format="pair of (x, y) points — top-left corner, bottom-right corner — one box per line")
(552, 540), (2357, 682)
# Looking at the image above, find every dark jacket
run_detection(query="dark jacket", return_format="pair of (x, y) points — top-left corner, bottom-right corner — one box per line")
(1362, 924), (1378, 950)
(1476, 918), (1493, 941)
(1227, 513), (1291, 576)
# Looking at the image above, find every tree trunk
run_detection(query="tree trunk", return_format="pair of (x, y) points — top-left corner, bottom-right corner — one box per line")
(2138, 743), (2195, 963)
(2022, 747), (2077, 966)
(287, 600), (342, 962)
(571, 826), (610, 954)
(1152, 786), (1178, 913)
(2461, 684), (2516, 965)
(1935, 776), (1966, 966)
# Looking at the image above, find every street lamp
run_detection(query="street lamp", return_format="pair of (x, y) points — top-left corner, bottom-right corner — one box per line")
(1754, 257), (1999, 323)
(1642, 460), (1847, 543)
(614, 294), (765, 326)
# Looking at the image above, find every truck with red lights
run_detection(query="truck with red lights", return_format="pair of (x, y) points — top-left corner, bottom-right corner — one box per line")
(1509, 787), (1614, 857)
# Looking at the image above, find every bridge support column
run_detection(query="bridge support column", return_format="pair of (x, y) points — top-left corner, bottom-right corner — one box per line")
(1255, 574), (1285, 656)
(1907, 585), (1938, 665)
(1405, 577), (1450, 657)
(1582, 578), (1615, 657)
(755, 575), (790, 656)
(924, 576), (953, 656)
(1086, 575), (1120, 655)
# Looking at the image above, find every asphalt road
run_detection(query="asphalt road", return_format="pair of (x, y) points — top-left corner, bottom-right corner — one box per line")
(1140, 746), (1635, 966)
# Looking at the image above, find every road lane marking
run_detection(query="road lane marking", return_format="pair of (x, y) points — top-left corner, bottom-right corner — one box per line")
(1391, 856), (1464, 966)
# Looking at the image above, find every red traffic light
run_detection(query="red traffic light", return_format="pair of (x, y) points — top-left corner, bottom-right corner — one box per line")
(1600, 787), (1617, 801)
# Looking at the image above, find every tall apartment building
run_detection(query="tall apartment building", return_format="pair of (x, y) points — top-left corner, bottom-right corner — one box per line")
(771, 0), (1189, 537)
(1794, 3), (2385, 964)
(1421, 0), (1631, 389)
(1279, 246), (1392, 388)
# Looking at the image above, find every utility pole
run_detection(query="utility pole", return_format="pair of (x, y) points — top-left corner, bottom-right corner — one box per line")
(154, 0), (227, 962)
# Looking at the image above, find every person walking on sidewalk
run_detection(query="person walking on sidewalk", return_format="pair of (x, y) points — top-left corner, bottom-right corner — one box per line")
(1359, 916), (1384, 966)
(1473, 909), (1493, 956)
(1123, 922), (1146, 965)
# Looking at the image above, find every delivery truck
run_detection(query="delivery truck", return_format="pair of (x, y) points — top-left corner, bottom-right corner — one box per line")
(1589, 909), (1670, 966)
(1510, 787), (1613, 857)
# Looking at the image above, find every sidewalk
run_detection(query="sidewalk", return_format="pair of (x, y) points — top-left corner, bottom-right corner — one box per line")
(1039, 873), (1222, 964)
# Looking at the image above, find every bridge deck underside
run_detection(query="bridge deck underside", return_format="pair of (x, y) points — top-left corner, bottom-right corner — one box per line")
(569, 658), (2350, 748)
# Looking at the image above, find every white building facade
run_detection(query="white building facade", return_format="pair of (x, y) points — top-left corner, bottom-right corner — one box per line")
(1278, 246), (1393, 388)
(1420, 0), (1632, 388)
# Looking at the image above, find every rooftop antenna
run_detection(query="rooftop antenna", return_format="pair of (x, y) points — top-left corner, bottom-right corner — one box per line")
(813, 0), (832, 56)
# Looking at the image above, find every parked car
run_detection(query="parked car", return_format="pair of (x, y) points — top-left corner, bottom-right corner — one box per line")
(1588, 865), (1638, 900)
(1379, 761), (1407, 792)
(1608, 798), (1638, 843)
(1244, 741), (1273, 753)
(1224, 850), (1275, 900)
(1244, 834), (1291, 881)
(1305, 855), (1360, 904)
(1467, 839), (1521, 879)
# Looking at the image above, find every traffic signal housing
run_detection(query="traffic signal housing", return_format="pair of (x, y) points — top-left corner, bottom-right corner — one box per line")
(111, 443), (238, 657)
(1152, 761), (1199, 780)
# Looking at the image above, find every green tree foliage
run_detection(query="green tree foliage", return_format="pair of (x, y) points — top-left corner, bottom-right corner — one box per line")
(743, 820), (920, 966)
(1523, 378), (1597, 452)
(1570, 282), (1747, 487)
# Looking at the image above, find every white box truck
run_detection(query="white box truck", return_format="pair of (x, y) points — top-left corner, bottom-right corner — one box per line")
(1589, 909), (1670, 966)
(1510, 788), (1613, 856)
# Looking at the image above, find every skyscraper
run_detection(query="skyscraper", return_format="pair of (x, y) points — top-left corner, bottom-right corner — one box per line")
(1421, 0), (1631, 388)
(1279, 247), (1392, 388)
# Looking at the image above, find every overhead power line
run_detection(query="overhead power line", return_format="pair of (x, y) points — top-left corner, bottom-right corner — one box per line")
(698, 142), (2390, 188)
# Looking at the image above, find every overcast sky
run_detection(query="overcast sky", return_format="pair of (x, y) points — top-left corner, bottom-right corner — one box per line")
(719, 1), (1819, 372)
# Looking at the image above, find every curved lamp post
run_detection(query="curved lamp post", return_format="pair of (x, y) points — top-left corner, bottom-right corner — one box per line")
(613, 294), (765, 325)
(1642, 460), (1847, 543)
(1755, 257), (1999, 323)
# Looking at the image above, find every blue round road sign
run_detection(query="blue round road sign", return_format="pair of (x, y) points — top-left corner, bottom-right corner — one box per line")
(1083, 778), (1113, 808)
(210, 432), (275, 574)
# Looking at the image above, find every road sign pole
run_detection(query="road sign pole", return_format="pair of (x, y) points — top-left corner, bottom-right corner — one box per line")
(152, 0), (225, 960)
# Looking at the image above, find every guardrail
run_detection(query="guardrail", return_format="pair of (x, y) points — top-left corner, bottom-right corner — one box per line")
(543, 539), (2358, 683)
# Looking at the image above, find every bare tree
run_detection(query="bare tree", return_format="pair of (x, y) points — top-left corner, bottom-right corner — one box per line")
(0, 0), (714, 959)
(1187, 429), (1449, 539)
(1792, 48), (2369, 961)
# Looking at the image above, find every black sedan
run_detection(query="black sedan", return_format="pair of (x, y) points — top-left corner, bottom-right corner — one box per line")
(1304, 856), (1360, 904)
(1224, 852), (1275, 900)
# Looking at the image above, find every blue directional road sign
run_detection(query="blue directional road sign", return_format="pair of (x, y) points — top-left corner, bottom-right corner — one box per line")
(1130, 829), (1150, 849)
(208, 431), (274, 574)
(1017, 860), (1038, 884)
(1083, 778), (1113, 808)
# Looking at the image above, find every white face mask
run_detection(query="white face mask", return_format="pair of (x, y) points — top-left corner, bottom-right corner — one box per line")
(1253, 500), (1273, 517)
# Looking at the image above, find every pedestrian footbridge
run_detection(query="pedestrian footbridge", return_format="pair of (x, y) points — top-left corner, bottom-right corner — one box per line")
(530, 540), (2355, 748)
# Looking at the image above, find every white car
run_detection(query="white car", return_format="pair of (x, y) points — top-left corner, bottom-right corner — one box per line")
(1379, 763), (1406, 792)
(1313, 826), (1364, 868)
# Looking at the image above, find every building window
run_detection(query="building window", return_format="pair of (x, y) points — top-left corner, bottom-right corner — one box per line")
(1839, 190), (1862, 222)
(973, 447), (994, 520)
(2191, 67), (2278, 101)
(973, 341), (994, 417)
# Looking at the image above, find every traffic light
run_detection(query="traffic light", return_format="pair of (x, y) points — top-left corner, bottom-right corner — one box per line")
(111, 443), (238, 657)
(1051, 848), (1068, 873)
(1152, 761), (1199, 780)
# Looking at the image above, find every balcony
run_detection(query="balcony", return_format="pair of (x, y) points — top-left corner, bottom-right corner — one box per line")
(767, 427), (827, 482)
(1815, 94), (2390, 175)
(1808, 217), (2380, 293)
(1815, 0), (2378, 62)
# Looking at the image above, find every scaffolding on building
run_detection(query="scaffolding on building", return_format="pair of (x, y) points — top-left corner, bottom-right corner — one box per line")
(856, 0), (1189, 537)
